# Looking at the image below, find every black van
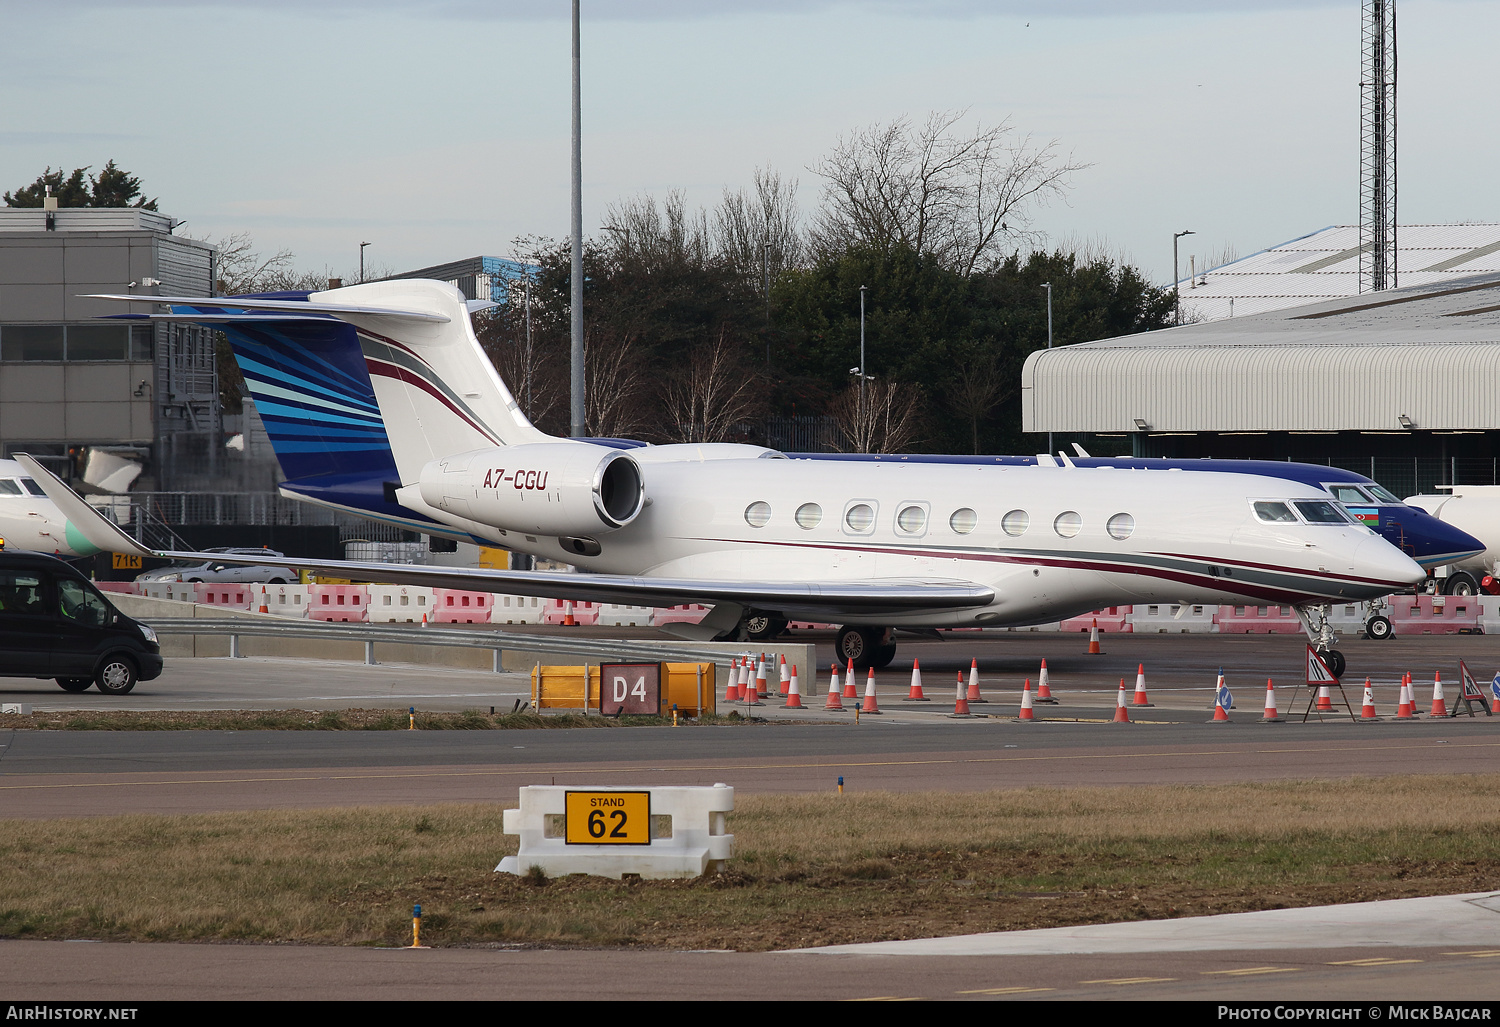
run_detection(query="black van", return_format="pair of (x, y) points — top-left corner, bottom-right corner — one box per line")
(0, 552), (163, 694)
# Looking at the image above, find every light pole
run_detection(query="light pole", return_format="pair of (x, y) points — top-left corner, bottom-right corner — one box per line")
(858, 285), (869, 452)
(764, 230), (771, 365)
(359, 241), (370, 284)
(1041, 281), (1053, 454)
(569, 0), (585, 438)
(1173, 230), (1195, 326)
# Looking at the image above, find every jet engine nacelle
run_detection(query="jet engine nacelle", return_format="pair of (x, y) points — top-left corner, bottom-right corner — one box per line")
(417, 442), (645, 540)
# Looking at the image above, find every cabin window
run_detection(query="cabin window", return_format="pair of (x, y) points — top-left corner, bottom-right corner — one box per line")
(1053, 511), (1082, 538)
(744, 501), (771, 528)
(844, 503), (876, 533)
(795, 503), (822, 529)
(1107, 513), (1135, 540)
(1253, 501), (1297, 523)
(1000, 510), (1027, 536)
(895, 504), (927, 535)
(0, 480), (20, 496)
(1327, 485), (1372, 504)
(950, 508), (977, 534)
(1292, 500), (1350, 524)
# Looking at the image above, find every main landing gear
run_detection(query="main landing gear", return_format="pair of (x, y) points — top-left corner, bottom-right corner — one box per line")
(836, 626), (897, 670)
(1296, 604), (1346, 679)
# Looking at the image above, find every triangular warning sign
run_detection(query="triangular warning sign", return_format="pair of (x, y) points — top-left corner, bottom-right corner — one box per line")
(1461, 660), (1485, 700)
(1306, 646), (1339, 686)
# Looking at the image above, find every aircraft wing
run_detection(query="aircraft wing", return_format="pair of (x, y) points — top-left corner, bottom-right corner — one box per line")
(17, 455), (994, 623)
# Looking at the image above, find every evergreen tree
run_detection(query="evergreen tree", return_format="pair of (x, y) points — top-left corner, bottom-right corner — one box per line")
(3, 160), (158, 209)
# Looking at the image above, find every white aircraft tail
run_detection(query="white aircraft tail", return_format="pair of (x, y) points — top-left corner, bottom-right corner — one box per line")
(317, 279), (551, 481)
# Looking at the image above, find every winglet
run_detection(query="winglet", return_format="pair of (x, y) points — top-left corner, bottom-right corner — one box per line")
(13, 454), (154, 559)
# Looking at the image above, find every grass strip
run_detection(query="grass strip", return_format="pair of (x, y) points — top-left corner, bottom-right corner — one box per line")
(4, 776), (1500, 950)
(0, 709), (760, 731)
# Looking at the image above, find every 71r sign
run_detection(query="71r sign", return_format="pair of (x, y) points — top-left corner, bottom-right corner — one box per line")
(600, 662), (661, 716)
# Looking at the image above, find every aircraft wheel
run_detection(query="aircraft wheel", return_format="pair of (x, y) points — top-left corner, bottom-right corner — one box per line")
(95, 655), (138, 695)
(55, 678), (91, 693)
(1445, 571), (1479, 596)
(1324, 649), (1347, 679)
(744, 613), (787, 641)
(873, 643), (897, 669)
(836, 626), (884, 669)
(1366, 615), (1393, 641)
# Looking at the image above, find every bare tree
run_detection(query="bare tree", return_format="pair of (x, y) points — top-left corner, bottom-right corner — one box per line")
(658, 330), (764, 443)
(828, 379), (925, 455)
(601, 190), (711, 266)
(585, 328), (649, 439)
(714, 167), (803, 278)
(810, 110), (1088, 275)
(947, 354), (1011, 455)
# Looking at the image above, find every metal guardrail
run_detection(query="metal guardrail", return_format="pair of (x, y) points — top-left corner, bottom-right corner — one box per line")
(143, 617), (741, 670)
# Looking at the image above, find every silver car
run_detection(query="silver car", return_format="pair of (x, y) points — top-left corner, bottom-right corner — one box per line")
(136, 547), (299, 585)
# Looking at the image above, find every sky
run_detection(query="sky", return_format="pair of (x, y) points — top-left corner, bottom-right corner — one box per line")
(0, 0), (1494, 284)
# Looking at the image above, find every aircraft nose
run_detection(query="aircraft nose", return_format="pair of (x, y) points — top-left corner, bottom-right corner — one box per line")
(1355, 535), (1427, 589)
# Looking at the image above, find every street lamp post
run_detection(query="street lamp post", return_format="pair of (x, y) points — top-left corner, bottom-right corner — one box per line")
(1173, 230), (1195, 326)
(359, 241), (370, 284)
(1041, 281), (1053, 454)
(569, 0), (585, 438)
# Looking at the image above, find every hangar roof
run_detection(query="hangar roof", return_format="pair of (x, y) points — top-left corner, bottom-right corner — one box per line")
(1178, 224), (1500, 321)
(1022, 271), (1500, 434)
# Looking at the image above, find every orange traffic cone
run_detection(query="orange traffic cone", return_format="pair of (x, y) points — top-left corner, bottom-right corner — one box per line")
(1132, 663), (1153, 707)
(258, 585), (270, 614)
(860, 669), (882, 714)
(1430, 672), (1448, 717)
(1088, 620), (1102, 654)
(1316, 685), (1334, 712)
(1113, 680), (1131, 723)
(966, 659), (987, 703)
(950, 672), (973, 718)
(1211, 685), (1230, 722)
(1261, 679), (1284, 723)
(906, 659), (928, 701)
(1360, 679), (1379, 721)
(1492, 682), (1500, 715)
(1035, 658), (1057, 704)
(778, 654), (790, 697)
(563, 601), (577, 627)
(745, 661), (765, 706)
(420, 612), (428, 628)
(784, 665), (804, 709)
(1396, 673), (1414, 720)
(726, 657), (742, 702)
(1018, 678), (1036, 721)
(825, 664), (845, 711)
(843, 658), (858, 699)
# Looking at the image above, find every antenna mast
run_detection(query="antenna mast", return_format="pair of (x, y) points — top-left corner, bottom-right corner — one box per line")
(1359, 0), (1398, 292)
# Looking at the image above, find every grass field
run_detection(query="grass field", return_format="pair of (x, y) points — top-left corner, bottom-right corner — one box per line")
(3, 777), (1499, 951)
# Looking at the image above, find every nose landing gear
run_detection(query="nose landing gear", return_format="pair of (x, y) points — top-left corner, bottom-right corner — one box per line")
(1296, 603), (1346, 679)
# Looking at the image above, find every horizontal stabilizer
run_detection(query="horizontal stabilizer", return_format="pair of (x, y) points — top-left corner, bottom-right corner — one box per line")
(83, 294), (450, 324)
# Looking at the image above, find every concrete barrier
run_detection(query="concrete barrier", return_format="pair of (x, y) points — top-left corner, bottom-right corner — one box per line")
(309, 584), (370, 623)
(1388, 594), (1481, 635)
(367, 585), (432, 623)
(496, 783), (734, 879)
(598, 604), (654, 627)
(1130, 603), (1217, 633)
(1060, 607), (1131, 633)
(1213, 604), (1303, 634)
(433, 588), (493, 624)
(492, 595), (544, 624)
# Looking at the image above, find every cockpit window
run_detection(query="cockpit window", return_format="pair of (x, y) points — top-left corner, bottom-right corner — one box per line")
(1253, 501), (1298, 523)
(1327, 484), (1373, 504)
(19, 478), (43, 497)
(0, 480), (20, 496)
(1366, 483), (1401, 504)
(1293, 500), (1350, 524)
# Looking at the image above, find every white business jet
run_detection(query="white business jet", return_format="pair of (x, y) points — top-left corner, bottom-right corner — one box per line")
(0, 458), (97, 558)
(54, 280), (1426, 673)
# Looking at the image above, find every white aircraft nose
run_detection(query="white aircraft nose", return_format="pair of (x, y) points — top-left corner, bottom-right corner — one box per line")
(1354, 536), (1426, 589)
